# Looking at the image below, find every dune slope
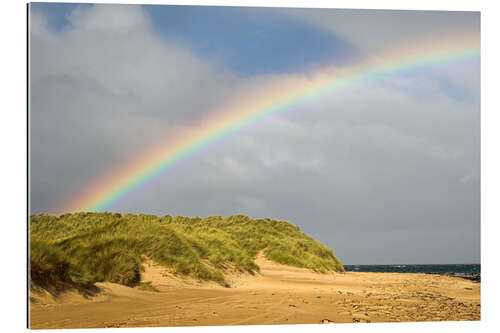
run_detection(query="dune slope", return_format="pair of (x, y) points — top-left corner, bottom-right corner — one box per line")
(30, 212), (344, 292)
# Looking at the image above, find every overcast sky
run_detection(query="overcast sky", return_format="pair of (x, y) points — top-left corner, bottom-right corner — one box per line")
(29, 3), (480, 265)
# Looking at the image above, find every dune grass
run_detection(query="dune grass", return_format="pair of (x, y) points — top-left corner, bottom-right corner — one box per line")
(30, 212), (344, 290)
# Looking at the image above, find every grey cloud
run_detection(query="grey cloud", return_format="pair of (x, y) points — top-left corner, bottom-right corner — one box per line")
(285, 8), (479, 55)
(30, 4), (242, 212)
(116, 71), (479, 264)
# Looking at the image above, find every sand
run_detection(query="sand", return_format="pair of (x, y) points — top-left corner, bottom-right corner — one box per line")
(29, 255), (480, 329)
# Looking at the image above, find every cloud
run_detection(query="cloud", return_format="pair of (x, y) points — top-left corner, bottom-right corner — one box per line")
(116, 64), (479, 263)
(30, 4), (241, 212)
(284, 8), (479, 55)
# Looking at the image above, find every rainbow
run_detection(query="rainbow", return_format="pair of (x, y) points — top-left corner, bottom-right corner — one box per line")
(61, 33), (480, 213)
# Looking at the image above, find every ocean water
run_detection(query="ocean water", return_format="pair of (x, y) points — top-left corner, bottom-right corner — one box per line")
(343, 264), (480, 275)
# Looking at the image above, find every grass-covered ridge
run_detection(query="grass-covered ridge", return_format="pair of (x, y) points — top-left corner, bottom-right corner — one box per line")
(30, 212), (344, 290)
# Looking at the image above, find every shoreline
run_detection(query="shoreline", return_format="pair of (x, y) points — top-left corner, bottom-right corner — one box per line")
(343, 264), (481, 283)
(346, 271), (481, 283)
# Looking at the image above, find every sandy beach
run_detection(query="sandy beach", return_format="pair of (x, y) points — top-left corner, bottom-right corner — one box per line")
(29, 254), (480, 329)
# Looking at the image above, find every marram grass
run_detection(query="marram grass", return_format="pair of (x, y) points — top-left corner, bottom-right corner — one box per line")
(30, 212), (344, 291)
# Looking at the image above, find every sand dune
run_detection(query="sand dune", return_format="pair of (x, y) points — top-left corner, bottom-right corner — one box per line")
(29, 254), (480, 328)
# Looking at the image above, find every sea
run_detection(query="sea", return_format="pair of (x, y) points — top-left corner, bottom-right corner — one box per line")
(343, 264), (480, 282)
(343, 264), (480, 274)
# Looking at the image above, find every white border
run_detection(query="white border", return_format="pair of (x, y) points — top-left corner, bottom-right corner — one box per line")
(2, 0), (498, 332)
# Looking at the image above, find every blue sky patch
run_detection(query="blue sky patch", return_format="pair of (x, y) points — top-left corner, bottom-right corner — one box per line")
(31, 3), (359, 76)
(144, 5), (359, 76)
(31, 2), (92, 31)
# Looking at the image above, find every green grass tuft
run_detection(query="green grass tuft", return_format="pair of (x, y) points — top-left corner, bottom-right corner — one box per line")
(30, 212), (344, 290)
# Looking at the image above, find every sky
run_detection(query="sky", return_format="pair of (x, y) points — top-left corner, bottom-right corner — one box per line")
(29, 3), (480, 265)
